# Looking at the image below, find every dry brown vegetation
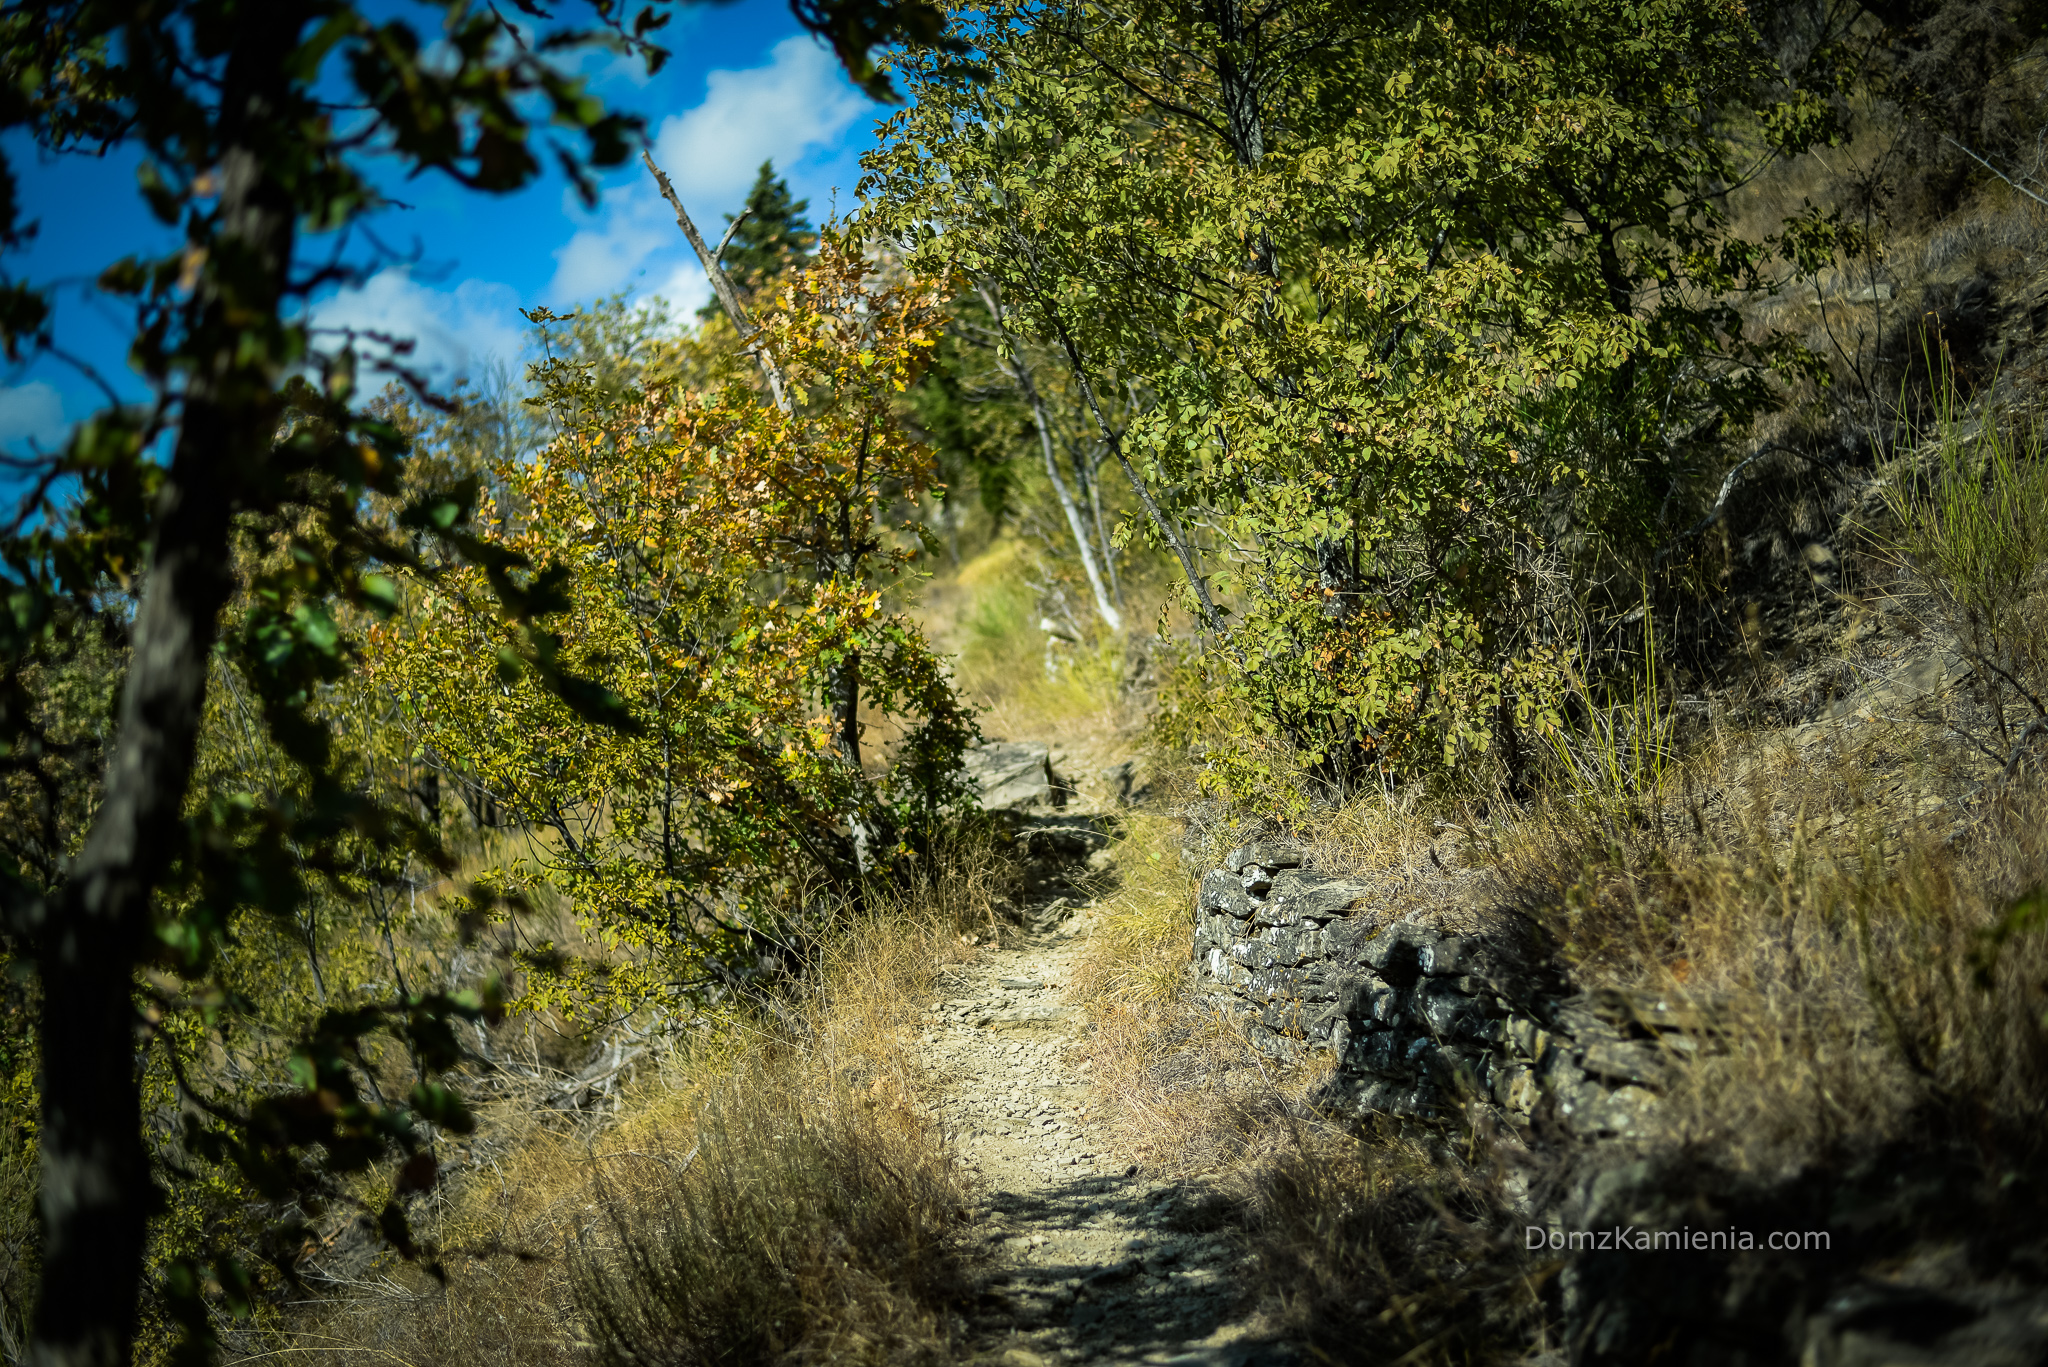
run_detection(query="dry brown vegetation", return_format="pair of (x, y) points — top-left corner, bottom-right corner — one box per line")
(263, 839), (1010, 1367)
(1064, 527), (2048, 1359)
(1067, 784), (1554, 1362)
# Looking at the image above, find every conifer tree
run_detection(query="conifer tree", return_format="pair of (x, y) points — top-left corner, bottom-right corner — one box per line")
(0, 3), (957, 1360)
(703, 160), (819, 314)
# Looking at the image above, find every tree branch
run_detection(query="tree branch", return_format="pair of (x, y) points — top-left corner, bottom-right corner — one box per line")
(641, 149), (792, 417)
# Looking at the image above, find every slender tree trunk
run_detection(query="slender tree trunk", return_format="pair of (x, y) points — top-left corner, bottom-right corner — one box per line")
(831, 651), (862, 774)
(1080, 445), (1122, 611)
(1210, 0), (1265, 170)
(645, 150), (793, 418)
(30, 14), (301, 1366)
(1047, 317), (1227, 636)
(1031, 402), (1123, 632)
(977, 282), (1123, 630)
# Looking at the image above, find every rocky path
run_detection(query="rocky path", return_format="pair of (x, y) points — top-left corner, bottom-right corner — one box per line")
(915, 897), (1286, 1367)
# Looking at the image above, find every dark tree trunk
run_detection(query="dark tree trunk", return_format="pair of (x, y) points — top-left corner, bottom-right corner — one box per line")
(30, 12), (302, 1365)
(831, 650), (862, 774)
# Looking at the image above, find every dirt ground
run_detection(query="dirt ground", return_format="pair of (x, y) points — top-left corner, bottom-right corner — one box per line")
(915, 895), (1300, 1367)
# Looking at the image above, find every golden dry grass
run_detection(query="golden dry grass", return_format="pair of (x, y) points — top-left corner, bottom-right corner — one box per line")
(1067, 780), (1543, 1364)
(1491, 721), (2048, 1170)
(1068, 636), (2048, 1356)
(271, 839), (1008, 1367)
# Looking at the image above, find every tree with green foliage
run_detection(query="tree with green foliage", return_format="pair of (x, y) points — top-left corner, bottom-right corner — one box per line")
(0, 2), (951, 1361)
(700, 159), (819, 316)
(904, 278), (1138, 629)
(864, 0), (1830, 800)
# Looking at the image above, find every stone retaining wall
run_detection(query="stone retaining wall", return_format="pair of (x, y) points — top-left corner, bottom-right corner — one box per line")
(1190, 837), (1706, 1137)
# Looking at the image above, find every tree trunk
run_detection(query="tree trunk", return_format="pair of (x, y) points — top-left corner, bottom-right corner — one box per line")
(978, 281), (1123, 631)
(30, 13), (301, 1366)
(1048, 317), (1227, 636)
(645, 151), (793, 418)
(830, 650), (862, 775)
(1032, 418), (1130, 631)
(1031, 402), (1123, 632)
(1317, 534), (1360, 622)
(1081, 444), (1122, 609)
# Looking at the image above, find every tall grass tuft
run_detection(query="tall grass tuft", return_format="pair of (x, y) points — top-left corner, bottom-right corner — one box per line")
(287, 837), (999, 1366)
(1242, 1122), (1547, 1364)
(1538, 618), (1679, 822)
(1882, 379), (2048, 765)
(946, 546), (1127, 736)
(568, 1057), (970, 1367)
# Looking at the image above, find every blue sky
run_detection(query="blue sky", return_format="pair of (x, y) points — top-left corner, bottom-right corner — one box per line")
(0, 2), (891, 453)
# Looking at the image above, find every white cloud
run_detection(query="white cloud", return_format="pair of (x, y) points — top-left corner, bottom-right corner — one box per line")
(0, 381), (68, 450)
(544, 36), (869, 308)
(549, 211), (677, 305)
(652, 36), (868, 209)
(310, 269), (529, 383)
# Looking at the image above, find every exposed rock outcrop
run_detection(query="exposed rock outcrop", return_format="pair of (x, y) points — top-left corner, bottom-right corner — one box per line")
(963, 741), (1073, 812)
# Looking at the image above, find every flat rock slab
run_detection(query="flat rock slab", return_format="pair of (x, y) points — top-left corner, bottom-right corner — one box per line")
(965, 742), (1066, 812)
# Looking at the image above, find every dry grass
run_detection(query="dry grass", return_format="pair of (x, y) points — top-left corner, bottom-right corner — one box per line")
(1491, 720), (2048, 1171)
(1072, 601), (2048, 1356)
(1067, 799), (1327, 1177)
(932, 541), (1151, 762)
(1070, 791), (1548, 1363)
(1068, 809), (1194, 1013)
(1239, 1121), (1551, 1364)
(267, 838), (1008, 1367)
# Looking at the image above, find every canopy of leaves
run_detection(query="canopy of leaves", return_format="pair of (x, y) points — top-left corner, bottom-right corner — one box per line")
(862, 0), (1829, 797)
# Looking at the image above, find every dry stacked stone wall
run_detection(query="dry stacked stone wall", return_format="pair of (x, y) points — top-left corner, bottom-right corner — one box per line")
(1189, 837), (1707, 1137)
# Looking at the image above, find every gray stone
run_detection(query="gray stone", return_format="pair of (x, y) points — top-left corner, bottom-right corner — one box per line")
(1493, 1062), (1538, 1113)
(1099, 757), (1154, 806)
(961, 741), (1063, 811)
(1353, 1029), (1422, 1077)
(1198, 869), (1256, 918)
(1416, 978), (1489, 1039)
(1319, 915), (1381, 959)
(1362, 922), (1441, 978)
(1580, 1039), (1670, 1089)
(1507, 1017), (1556, 1063)
(1418, 935), (1466, 976)
(1580, 1084), (1661, 1137)
(1226, 839), (1306, 873)
(1185, 848), (1703, 1146)
(1268, 870), (1376, 923)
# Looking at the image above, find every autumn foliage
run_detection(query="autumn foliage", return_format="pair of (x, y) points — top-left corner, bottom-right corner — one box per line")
(369, 240), (977, 1020)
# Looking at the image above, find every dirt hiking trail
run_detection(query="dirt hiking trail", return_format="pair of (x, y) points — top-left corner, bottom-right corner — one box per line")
(916, 888), (1297, 1367)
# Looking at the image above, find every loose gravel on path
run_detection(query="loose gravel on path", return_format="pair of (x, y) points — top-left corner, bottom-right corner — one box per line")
(916, 901), (1296, 1367)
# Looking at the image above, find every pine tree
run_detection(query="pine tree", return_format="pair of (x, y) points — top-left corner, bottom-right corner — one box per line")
(702, 161), (818, 316)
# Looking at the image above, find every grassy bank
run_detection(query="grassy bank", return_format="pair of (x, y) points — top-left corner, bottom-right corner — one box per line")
(279, 841), (1007, 1366)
